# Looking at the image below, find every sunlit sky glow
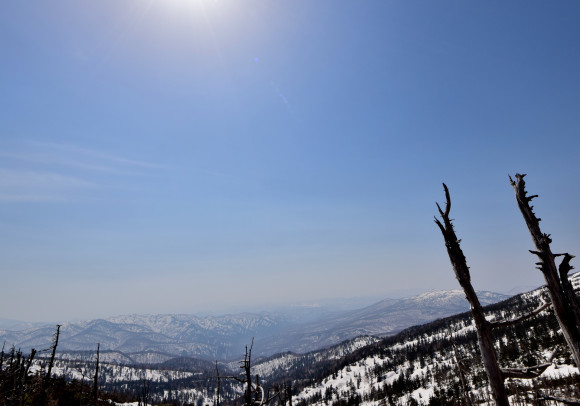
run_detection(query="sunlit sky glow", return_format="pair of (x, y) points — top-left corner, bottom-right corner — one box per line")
(1, 1), (580, 322)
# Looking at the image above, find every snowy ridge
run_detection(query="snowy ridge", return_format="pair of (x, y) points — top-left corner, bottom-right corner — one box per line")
(29, 358), (227, 405)
(291, 280), (579, 405)
(16, 279), (578, 404)
(0, 289), (509, 361)
(249, 336), (381, 379)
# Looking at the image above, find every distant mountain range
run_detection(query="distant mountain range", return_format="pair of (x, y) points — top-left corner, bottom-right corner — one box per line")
(254, 289), (507, 355)
(22, 277), (579, 405)
(0, 289), (509, 362)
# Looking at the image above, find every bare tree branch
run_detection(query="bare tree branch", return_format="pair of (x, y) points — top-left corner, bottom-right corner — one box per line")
(490, 300), (552, 329)
(541, 395), (580, 405)
(501, 363), (551, 379)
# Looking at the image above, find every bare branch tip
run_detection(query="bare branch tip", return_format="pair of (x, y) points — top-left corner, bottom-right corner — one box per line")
(436, 202), (445, 217)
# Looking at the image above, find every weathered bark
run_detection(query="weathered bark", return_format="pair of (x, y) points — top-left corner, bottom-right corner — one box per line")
(435, 184), (510, 406)
(559, 254), (580, 324)
(510, 173), (580, 367)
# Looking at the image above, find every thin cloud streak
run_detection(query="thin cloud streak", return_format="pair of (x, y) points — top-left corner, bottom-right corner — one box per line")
(0, 169), (95, 188)
(26, 141), (162, 169)
(0, 194), (70, 203)
(0, 152), (147, 176)
(0, 168), (96, 203)
(0, 141), (163, 203)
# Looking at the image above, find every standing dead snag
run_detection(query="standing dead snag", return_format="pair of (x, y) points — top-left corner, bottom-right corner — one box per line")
(42, 324), (61, 395)
(45, 324), (60, 382)
(215, 361), (221, 406)
(510, 173), (580, 367)
(225, 338), (291, 406)
(435, 183), (510, 406)
(228, 338), (263, 406)
(242, 339), (254, 406)
(93, 343), (100, 405)
(435, 183), (560, 404)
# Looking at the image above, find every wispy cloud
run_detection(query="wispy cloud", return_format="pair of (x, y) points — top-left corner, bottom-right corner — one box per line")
(28, 141), (162, 169)
(0, 141), (161, 175)
(0, 194), (69, 203)
(0, 151), (148, 176)
(0, 169), (95, 202)
(0, 141), (161, 203)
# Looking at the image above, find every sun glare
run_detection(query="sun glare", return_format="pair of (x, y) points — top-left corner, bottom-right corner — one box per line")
(162, 0), (223, 13)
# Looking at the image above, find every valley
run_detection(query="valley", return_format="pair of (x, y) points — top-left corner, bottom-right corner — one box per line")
(3, 284), (578, 404)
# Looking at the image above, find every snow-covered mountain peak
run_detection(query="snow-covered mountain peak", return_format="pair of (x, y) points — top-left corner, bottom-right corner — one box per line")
(0, 288), (511, 360)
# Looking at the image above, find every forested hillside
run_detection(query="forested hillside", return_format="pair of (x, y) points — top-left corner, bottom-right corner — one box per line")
(289, 283), (579, 405)
(3, 279), (578, 405)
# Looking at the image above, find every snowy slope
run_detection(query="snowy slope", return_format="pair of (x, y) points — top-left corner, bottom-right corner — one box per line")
(17, 279), (578, 405)
(0, 290), (508, 361)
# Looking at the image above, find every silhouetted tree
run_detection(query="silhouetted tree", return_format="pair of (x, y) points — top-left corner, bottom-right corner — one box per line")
(44, 324), (61, 386)
(435, 184), (510, 405)
(216, 360), (221, 406)
(510, 173), (580, 367)
(225, 338), (292, 406)
(435, 183), (555, 406)
(92, 343), (100, 405)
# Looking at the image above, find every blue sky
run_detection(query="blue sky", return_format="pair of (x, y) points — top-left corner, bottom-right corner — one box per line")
(1, 1), (580, 322)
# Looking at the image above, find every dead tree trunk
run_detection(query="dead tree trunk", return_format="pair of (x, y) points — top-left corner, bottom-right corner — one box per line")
(215, 361), (221, 406)
(19, 348), (36, 406)
(241, 339), (254, 406)
(435, 184), (510, 406)
(510, 173), (580, 367)
(227, 339), (288, 406)
(0, 342), (4, 372)
(92, 343), (100, 405)
(43, 324), (61, 395)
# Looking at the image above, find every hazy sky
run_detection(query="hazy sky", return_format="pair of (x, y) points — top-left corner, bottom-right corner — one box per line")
(2, 1), (580, 322)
